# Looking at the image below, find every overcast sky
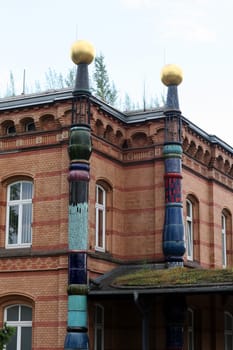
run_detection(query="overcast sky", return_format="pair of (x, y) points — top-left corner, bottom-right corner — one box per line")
(1, 0), (233, 146)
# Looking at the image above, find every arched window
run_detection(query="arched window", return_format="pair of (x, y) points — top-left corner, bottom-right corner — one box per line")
(187, 308), (194, 350)
(6, 181), (33, 247)
(4, 304), (32, 350)
(225, 311), (233, 350)
(6, 125), (16, 134)
(95, 184), (106, 251)
(222, 213), (227, 268)
(25, 121), (36, 132)
(186, 199), (193, 261)
(222, 209), (232, 268)
(185, 195), (199, 262)
(94, 305), (104, 350)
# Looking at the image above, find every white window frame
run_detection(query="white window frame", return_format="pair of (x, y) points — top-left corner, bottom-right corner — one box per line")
(95, 184), (106, 252)
(94, 304), (104, 350)
(6, 181), (33, 248)
(222, 213), (227, 268)
(225, 311), (233, 350)
(187, 308), (194, 350)
(4, 304), (32, 350)
(186, 199), (193, 261)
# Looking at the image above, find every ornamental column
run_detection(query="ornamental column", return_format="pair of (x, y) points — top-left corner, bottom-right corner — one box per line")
(64, 40), (95, 350)
(161, 65), (186, 350)
(161, 64), (186, 267)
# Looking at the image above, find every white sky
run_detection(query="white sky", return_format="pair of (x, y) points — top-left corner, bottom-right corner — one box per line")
(1, 0), (233, 146)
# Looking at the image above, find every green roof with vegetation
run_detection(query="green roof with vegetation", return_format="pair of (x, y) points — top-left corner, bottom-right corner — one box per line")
(113, 267), (233, 288)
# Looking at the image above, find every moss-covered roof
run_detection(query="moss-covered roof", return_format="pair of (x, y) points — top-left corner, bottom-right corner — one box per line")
(89, 265), (233, 297)
(113, 267), (233, 288)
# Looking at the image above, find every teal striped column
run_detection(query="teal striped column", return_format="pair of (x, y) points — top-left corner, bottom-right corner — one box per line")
(64, 40), (95, 350)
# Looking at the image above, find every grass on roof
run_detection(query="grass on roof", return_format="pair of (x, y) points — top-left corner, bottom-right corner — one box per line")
(113, 267), (233, 287)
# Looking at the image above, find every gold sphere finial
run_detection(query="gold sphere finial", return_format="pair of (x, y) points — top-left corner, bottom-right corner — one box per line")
(161, 64), (183, 86)
(71, 40), (95, 65)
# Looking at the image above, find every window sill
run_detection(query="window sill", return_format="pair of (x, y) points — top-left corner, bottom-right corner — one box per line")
(0, 247), (32, 258)
(5, 244), (32, 249)
(95, 247), (105, 253)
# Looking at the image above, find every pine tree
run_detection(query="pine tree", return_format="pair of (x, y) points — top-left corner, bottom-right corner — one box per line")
(5, 71), (16, 97)
(92, 54), (118, 106)
(45, 68), (64, 90)
(64, 67), (76, 88)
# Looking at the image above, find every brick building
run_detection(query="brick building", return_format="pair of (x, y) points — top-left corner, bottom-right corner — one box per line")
(0, 41), (233, 350)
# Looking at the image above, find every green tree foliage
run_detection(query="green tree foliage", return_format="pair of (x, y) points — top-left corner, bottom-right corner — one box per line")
(45, 67), (64, 90)
(2, 62), (164, 112)
(44, 67), (76, 90)
(64, 67), (76, 87)
(0, 323), (15, 350)
(4, 71), (16, 97)
(92, 53), (118, 106)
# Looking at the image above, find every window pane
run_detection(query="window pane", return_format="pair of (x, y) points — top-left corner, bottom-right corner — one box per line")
(188, 331), (193, 350)
(10, 183), (20, 201)
(7, 126), (16, 135)
(8, 206), (19, 244)
(96, 328), (103, 350)
(225, 313), (232, 331)
(96, 306), (103, 325)
(21, 306), (32, 321)
(22, 182), (33, 200)
(98, 210), (103, 247)
(186, 201), (191, 217)
(22, 204), (32, 243)
(21, 327), (32, 350)
(187, 222), (192, 257)
(7, 306), (19, 321)
(188, 310), (192, 326)
(226, 335), (232, 350)
(98, 187), (104, 205)
(6, 328), (17, 350)
(26, 122), (35, 132)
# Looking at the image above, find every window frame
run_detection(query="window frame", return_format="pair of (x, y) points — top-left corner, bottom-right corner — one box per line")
(222, 213), (227, 268)
(94, 304), (104, 350)
(25, 122), (36, 132)
(187, 308), (194, 350)
(224, 311), (233, 350)
(186, 199), (193, 261)
(6, 125), (16, 135)
(6, 181), (33, 249)
(4, 304), (32, 350)
(95, 184), (106, 252)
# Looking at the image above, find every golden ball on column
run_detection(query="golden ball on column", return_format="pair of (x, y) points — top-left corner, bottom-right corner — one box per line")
(70, 40), (95, 65)
(161, 64), (183, 86)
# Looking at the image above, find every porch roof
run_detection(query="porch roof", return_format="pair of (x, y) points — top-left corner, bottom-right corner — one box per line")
(89, 264), (233, 297)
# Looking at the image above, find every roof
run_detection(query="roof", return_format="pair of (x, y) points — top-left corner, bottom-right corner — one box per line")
(89, 264), (233, 297)
(0, 89), (232, 154)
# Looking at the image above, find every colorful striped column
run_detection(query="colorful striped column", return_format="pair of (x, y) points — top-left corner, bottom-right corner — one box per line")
(64, 40), (95, 350)
(161, 64), (186, 267)
(161, 64), (186, 350)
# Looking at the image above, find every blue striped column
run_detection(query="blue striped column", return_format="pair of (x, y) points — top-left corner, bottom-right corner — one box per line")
(161, 64), (186, 267)
(163, 142), (185, 266)
(64, 40), (95, 350)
